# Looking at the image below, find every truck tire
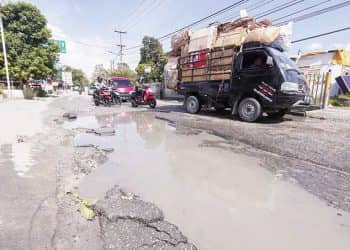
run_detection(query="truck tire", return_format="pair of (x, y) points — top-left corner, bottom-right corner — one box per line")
(186, 96), (201, 114)
(267, 110), (287, 119)
(238, 97), (262, 122)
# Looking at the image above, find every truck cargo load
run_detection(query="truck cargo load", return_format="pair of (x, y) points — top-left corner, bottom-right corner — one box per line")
(167, 15), (293, 87)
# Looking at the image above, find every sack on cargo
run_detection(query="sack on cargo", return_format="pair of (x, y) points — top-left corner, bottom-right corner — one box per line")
(164, 57), (179, 89)
(271, 22), (293, 51)
(214, 27), (247, 48)
(181, 43), (189, 57)
(171, 30), (190, 55)
(188, 25), (217, 52)
(244, 26), (281, 44)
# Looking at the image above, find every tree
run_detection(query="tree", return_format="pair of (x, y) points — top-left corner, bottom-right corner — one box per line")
(91, 64), (108, 82)
(0, 2), (59, 82)
(63, 65), (88, 86)
(108, 63), (137, 82)
(136, 36), (167, 82)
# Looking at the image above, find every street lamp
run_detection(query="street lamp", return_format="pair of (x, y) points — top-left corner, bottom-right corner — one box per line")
(0, 4), (11, 97)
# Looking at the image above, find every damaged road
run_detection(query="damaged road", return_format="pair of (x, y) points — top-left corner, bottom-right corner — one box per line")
(95, 186), (196, 250)
(2, 94), (350, 250)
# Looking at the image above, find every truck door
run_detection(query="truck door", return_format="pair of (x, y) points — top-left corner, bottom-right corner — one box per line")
(232, 50), (277, 103)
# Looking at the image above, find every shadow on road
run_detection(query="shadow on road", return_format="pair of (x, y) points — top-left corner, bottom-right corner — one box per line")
(156, 104), (302, 124)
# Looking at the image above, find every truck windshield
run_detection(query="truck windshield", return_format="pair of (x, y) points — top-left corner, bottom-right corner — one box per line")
(269, 48), (299, 72)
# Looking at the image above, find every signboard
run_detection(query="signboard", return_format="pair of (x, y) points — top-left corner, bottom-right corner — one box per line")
(62, 71), (73, 86)
(55, 40), (67, 53)
(144, 66), (151, 74)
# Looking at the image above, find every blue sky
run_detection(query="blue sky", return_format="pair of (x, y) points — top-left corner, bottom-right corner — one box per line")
(24, 0), (350, 78)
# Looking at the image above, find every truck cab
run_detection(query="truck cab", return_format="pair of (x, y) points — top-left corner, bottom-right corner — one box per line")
(177, 43), (307, 122)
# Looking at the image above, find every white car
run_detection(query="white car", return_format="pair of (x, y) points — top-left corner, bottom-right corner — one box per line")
(88, 86), (97, 95)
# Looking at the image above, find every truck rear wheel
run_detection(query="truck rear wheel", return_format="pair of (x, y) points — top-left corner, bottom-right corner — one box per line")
(186, 96), (201, 114)
(238, 97), (262, 122)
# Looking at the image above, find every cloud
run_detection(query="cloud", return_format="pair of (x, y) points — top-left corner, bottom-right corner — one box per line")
(307, 43), (324, 51)
(48, 23), (113, 79)
(331, 43), (350, 51)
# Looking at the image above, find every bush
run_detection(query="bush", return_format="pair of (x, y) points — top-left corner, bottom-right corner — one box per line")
(0, 88), (3, 95)
(329, 98), (341, 106)
(330, 95), (350, 107)
(339, 94), (350, 100)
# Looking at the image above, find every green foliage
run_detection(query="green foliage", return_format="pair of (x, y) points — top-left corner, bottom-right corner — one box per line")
(329, 99), (340, 106)
(109, 63), (137, 82)
(91, 64), (108, 82)
(339, 93), (350, 99)
(136, 36), (167, 82)
(64, 65), (88, 86)
(330, 94), (350, 107)
(0, 2), (59, 81)
(135, 62), (158, 83)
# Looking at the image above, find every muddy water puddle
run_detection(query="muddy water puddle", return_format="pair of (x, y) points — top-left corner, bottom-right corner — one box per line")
(72, 112), (350, 250)
(0, 142), (38, 177)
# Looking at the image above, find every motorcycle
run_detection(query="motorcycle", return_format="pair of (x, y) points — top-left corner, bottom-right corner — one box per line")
(110, 88), (122, 105)
(130, 85), (156, 109)
(93, 87), (112, 106)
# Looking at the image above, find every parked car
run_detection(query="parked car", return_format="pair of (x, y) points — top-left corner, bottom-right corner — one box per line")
(108, 77), (134, 101)
(29, 80), (43, 90)
(88, 85), (97, 95)
(72, 85), (80, 91)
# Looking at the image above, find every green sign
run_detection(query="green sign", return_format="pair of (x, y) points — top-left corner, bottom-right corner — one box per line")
(55, 40), (66, 53)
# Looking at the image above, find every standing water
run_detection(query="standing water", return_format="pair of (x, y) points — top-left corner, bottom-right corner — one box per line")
(72, 112), (350, 250)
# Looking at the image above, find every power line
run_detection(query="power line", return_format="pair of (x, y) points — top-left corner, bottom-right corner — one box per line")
(219, 0), (276, 23)
(276, 1), (350, 25)
(124, 0), (165, 30)
(158, 0), (249, 40)
(292, 26), (350, 43)
(124, 0), (350, 62)
(120, 0), (148, 30)
(271, 0), (331, 22)
(125, 0), (249, 51)
(255, 0), (304, 19)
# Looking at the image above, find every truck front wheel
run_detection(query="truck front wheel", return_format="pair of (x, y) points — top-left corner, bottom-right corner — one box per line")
(186, 96), (201, 114)
(238, 97), (262, 122)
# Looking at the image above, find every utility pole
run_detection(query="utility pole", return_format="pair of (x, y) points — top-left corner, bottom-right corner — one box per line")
(114, 30), (126, 65)
(0, 4), (11, 98)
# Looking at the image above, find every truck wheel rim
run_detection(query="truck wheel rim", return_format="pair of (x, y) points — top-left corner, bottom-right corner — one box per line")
(242, 102), (255, 118)
(188, 99), (197, 111)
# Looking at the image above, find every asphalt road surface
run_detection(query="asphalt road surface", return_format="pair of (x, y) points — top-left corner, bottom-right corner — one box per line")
(1, 93), (349, 250)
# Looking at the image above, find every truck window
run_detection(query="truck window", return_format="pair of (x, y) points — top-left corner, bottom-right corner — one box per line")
(241, 52), (268, 70)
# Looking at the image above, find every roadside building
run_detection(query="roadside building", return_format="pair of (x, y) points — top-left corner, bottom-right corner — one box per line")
(297, 50), (350, 97)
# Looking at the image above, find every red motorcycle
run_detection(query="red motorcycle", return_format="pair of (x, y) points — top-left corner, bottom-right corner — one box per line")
(93, 87), (112, 106)
(130, 85), (156, 109)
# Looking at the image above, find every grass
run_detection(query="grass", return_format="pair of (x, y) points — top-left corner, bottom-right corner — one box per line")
(330, 93), (350, 107)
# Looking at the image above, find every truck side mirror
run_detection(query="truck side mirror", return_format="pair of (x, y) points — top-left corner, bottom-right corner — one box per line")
(266, 56), (274, 67)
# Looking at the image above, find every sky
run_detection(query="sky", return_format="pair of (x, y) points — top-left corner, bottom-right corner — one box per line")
(20, 0), (350, 79)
